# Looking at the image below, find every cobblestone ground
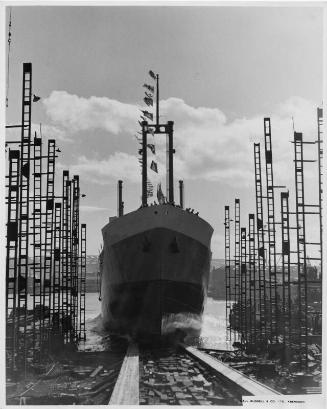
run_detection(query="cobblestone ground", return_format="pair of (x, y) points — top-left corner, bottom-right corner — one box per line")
(140, 347), (242, 405)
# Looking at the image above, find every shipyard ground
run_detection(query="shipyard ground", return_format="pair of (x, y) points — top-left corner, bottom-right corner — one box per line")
(6, 330), (322, 405)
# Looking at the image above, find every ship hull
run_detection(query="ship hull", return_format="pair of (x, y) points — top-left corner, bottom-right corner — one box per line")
(101, 205), (213, 341)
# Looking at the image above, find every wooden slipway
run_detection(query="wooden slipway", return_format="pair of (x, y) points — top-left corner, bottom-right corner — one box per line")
(109, 343), (139, 405)
(182, 345), (281, 396)
(108, 343), (279, 405)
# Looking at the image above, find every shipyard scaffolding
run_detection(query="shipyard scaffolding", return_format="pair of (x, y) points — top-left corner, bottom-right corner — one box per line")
(224, 114), (322, 381)
(5, 62), (87, 380)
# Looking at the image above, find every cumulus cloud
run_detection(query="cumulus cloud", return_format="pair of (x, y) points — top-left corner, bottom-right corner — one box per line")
(43, 91), (319, 187)
(43, 91), (139, 134)
(59, 152), (140, 185)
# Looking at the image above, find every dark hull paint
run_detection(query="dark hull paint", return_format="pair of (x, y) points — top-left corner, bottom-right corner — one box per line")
(101, 205), (213, 340)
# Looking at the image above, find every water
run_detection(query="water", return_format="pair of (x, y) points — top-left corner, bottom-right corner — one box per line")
(83, 293), (233, 351)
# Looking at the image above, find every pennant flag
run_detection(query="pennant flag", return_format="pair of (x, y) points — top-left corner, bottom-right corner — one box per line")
(138, 121), (144, 128)
(143, 84), (154, 93)
(147, 180), (154, 197)
(140, 115), (146, 122)
(157, 183), (165, 204)
(138, 148), (143, 155)
(145, 91), (153, 99)
(33, 94), (41, 102)
(142, 110), (153, 121)
(149, 70), (156, 80)
(148, 127), (155, 136)
(144, 97), (153, 107)
(150, 160), (158, 173)
(147, 144), (155, 154)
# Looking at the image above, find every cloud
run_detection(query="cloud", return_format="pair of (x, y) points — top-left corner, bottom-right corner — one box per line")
(59, 151), (140, 185)
(43, 91), (319, 188)
(43, 91), (139, 135)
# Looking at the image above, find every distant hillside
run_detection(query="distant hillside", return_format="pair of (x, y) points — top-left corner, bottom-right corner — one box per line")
(210, 259), (224, 270)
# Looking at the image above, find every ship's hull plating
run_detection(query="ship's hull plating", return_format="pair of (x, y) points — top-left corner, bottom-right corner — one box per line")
(101, 205), (213, 340)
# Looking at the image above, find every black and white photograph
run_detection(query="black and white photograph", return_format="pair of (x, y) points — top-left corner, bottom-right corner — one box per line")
(2, 2), (325, 406)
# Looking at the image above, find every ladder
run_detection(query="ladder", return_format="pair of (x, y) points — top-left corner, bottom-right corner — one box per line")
(79, 224), (87, 341)
(6, 149), (20, 373)
(41, 139), (56, 353)
(224, 206), (231, 341)
(254, 143), (267, 342)
(71, 176), (80, 340)
(294, 132), (308, 368)
(248, 214), (256, 346)
(281, 191), (291, 349)
(52, 203), (62, 333)
(263, 118), (278, 342)
(31, 135), (43, 360)
(240, 227), (247, 345)
(17, 63), (32, 372)
(234, 199), (241, 339)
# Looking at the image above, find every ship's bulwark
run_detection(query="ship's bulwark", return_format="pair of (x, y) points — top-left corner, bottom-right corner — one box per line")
(101, 205), (213, 342)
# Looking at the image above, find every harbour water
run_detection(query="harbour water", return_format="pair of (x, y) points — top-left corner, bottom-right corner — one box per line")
(81, 293), (233, 351)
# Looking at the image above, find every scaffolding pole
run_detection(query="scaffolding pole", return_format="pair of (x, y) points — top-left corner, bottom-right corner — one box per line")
(224, 206), (231, 341)
(234, 199), (241, 339)
(5, 149), (20, 374)
(254, 143), (267, 342)
(79, 224), (87, 341)
(31, 135), (43, 360)
(61, 171), (70, 341)
(52, 202), (62, 333)
(263, 118), (278, 342)
(16, 62), (32, 373)
(71, 176), (80, 340)
(281, 191), (291, 350)
(240, 227), (247, 345)
(248, 214), (256, 347)
(317, 108), (323, 274)
(41, 139), (56, 354)
(294, 132), (308, 368)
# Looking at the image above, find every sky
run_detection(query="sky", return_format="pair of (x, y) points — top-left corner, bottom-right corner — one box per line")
(4, 4), (324, 258)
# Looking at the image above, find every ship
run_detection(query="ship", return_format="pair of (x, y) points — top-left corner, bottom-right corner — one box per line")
(99, 73), (213, 342)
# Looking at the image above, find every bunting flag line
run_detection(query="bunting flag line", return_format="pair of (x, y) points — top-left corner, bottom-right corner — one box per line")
(143, 83), (154, 93)
(157, 183), (165, 204)
(149, 70), (156, 80)
(144, 96), (153, 107)
(140, 115), (146, 122)
(145, 91), (153, 99)
(150, 160), (158, 173)
(142, 110), (153, 121)
(147, 144), (155, 154)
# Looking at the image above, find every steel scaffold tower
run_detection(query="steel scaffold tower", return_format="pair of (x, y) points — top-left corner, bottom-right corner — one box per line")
(71, 176), (80, 340)
(41, 139), (56, 353)
(240, 227), (247, 344)
(66, 178), (73, 341)
(281, 191), (291, 349)
(61, 170), (70, 339)
(79, 224), (87, 341)
(234, 199), (241, 336)
(6, 149), (20, 373)
(52, 203), (62, 332)
(225, 206), (231, 341)
(263, 118), (278, 342)
(294, 132), (308, 368)
(254, 143), (267, 342)
(248, 214), (256, 346)
(317, 108), (323, 273)
(31, 135), (43, 359)
(17, 62), (32, 372)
